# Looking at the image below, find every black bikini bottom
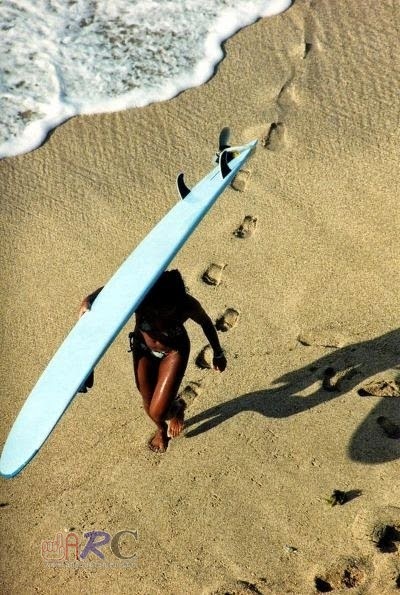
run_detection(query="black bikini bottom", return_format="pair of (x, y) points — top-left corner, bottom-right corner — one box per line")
(128, 331), (189, 360)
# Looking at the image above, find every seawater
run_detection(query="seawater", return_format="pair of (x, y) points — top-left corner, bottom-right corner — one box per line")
(0, 0), (291, 159)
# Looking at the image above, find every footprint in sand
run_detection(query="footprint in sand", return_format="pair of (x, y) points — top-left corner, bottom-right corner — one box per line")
(195, 345), (213, 369)
(322, 367), (340, 392)
(179, 381), (202, 405)
(352, 505), (400, 554)
(231, 169), (251, 192)
(261, 121), (286, 151)
(357, 379), (400, 398)
(233, 215), (258, 239)
(321, 367), (364, 394)
(297, 329), (348, 349)
(202, 263), (226, 286)
(208, 579), (266, 595)
(304, 7), (324, 52)
(277, 74), (299, 109)
(371, 521), (400, 553)
(303, 41), (313, 59)
(376, 416), (400, 439)
(314, 557), (368, 593)
(216, 308), (240, 332)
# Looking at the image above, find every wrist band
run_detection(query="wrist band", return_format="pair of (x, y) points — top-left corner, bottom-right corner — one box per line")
(214, 351), (225, 359)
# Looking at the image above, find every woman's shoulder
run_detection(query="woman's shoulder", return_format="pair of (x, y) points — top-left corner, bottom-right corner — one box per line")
(182, 294), (206, 319)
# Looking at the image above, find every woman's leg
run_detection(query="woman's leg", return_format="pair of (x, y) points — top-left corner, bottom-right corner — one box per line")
(133, 351), (159, 416)
(167, 397), (187, 438)
(148, 346), (190, 451)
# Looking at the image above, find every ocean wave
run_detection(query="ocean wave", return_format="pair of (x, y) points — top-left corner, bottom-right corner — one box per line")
(0, 0), (291, 158)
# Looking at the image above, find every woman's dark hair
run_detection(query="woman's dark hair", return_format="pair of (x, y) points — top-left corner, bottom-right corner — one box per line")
(141, 270), (187, 310)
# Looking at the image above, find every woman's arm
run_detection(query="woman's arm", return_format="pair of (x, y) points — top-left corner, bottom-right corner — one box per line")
(78, 286), (104, 318)
(186, 296), (227, 371)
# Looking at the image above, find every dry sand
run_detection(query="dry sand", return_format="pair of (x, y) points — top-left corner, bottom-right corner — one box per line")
(1, 1), (400, 593)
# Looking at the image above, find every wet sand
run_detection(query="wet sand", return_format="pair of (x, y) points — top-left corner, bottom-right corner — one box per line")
(1, 1), (400, 593)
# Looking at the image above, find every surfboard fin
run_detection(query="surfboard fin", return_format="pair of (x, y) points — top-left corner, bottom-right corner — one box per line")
(219, 127), (231, 152)
(177, 173), (191, 199)
(219, 150), (232, 178)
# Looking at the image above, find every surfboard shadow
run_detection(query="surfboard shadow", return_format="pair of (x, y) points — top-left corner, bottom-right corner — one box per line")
(185, 328), (400, 464)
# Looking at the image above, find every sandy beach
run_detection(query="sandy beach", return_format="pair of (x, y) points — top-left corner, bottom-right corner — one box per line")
(1, 0), (400, 593)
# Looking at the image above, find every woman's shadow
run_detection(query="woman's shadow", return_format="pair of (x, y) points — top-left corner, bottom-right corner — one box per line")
(185, 328), (400, 464)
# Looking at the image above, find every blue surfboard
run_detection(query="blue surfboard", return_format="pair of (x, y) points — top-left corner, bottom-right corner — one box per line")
(0, 139), (257, 477)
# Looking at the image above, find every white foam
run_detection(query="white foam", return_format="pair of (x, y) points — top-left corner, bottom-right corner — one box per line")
(0, 0), (291, 159)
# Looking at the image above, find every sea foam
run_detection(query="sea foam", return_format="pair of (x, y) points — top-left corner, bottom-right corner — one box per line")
(0, 0), (291, 159)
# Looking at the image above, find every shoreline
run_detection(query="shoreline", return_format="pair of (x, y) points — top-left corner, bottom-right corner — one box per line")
(0, 0), (292, 160)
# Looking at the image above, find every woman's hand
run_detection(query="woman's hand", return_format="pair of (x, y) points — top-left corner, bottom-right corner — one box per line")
(78, 299), (91, 318)
(78, 287), (103, 319)
(213, 351), (227, 372)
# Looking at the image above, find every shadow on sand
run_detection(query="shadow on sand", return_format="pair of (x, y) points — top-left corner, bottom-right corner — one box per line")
(185, 328), (400, 464)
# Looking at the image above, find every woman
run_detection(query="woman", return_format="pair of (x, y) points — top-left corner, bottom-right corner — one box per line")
(79, 270), (227, 453)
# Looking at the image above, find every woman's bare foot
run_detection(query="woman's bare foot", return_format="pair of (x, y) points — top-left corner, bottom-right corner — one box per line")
(148, 429), (169, 453)
(168, 398), (186, 438)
